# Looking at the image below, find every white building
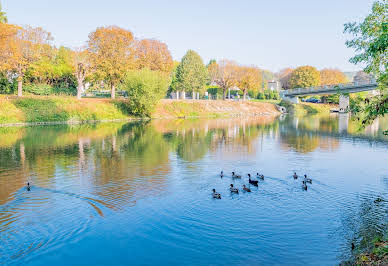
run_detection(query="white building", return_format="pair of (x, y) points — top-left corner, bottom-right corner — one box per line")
(268, 80), (280, 91)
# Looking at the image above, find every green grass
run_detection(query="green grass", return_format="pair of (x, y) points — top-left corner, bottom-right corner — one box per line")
(251, 99), (281, 104)
(0, 96), (131, 125)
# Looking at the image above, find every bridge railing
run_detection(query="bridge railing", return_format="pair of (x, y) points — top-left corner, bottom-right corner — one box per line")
(284, 79), (377, 96)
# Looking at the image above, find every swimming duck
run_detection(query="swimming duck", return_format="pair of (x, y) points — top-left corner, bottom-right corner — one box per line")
(302, 180), (308, 191)
(293, 172), (298, 179)
(220, 171), (224, 178)
(212, 189), (221, 199)
(243, 185), (251, 192)
(256, 173), (264, 180)
(230, 184), (239, 193)
(27, 182), (31, 191)
(232, 172), (241, 178)
(248, 174), (258, 186)
(304, 174), (312, 184)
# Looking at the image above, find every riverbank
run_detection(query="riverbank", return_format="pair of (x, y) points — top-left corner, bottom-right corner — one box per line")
(0, 96), (282, 126)
(279, 100), (335, 115)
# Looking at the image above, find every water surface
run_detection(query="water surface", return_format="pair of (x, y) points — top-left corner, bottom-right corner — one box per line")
(0, 114), (387, 265)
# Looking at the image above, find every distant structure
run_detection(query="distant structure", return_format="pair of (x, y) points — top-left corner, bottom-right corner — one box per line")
(267, 80), (280, 91)
(353, 71), (379, 96)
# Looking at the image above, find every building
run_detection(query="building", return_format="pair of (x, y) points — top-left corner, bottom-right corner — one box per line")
(267, 80), (280, 91)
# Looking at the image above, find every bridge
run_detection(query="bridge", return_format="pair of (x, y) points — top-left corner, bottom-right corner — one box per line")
(280, 80), (378, 112)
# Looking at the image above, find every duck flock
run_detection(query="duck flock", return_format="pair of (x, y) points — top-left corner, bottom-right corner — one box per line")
(212, 171), (312, 199)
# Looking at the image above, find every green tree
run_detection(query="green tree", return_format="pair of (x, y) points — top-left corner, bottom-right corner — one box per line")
(344, 0), (387, 127)
(289, 66), (321, 89)
(0, 1), (7, 24)
(173, 50), (208, 98)
(120, 68), (170, 117)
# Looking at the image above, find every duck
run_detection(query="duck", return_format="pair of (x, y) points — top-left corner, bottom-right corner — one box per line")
(293, 172), (298, 179)
(27, 182), (31, 191)
(243, 185), (251, 192)
(220, 171), (224, 178)
(302, 180), (308, 191)
(248, 174), (258, 186)
(230, 184), (239, 193)
(256, 173), (264, 180)
(232, 172), (241, 178)
(212, 189), (221, 199)
(304, 174), (312, 184)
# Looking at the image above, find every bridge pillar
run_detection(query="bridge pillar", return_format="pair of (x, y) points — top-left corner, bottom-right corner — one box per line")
(339, 95), (349, 113)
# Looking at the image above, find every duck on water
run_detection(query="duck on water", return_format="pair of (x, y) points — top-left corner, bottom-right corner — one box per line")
(212, 189), (221, 199)
(248, 174), (258, 186)
(230, 184), (239, 193)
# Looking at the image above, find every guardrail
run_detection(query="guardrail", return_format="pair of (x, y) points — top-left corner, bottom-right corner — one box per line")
(283, 80), (378, 96)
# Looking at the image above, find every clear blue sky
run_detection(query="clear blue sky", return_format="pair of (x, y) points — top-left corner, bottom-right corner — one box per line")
(3, 0), (374, 72)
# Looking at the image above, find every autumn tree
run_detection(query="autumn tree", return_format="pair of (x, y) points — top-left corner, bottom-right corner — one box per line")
(235, 66), (260, 100)
(278, 68), (294, 89)
(0, 1), (7, 23)
(289, 66), (321, 89)
(172, 50), (208, 98)
(0, 25), (53, 96)
(71, 48), (91, 99)
(135, 39), (173, 73)
(87, 26), (135, 99)
(320, 68), (348, 85)
(208, 59), (238, 100)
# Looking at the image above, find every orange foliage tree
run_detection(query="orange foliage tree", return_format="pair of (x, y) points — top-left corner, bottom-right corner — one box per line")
(0, 24), (53, 96)
(135, 39), (173, 73)
(87, 26), (135, 99)
(320, 68), (348, 85)
(71, 48), (91, 99)
(208, 60), (238, 100)
(235, 65), (260, 100)
(278, 68), (294, 90)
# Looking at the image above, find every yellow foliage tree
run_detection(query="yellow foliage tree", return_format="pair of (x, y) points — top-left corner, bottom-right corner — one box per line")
(0, 24), (53, 96)
(135, 39), (173, 73)
(235, 65), (260, 100)
(320, 68), (348, 85)
(87, 26), (135, 99)
(278, 68), (294, 90)
(289, 66), (321, 89)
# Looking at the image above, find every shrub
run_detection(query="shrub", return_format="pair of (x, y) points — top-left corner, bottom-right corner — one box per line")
(23, 84), (53, 95)
(121, 69), (170, 117)
(257, 92), (265, 99)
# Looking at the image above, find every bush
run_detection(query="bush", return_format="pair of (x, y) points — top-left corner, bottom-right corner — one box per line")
(120, 69), (170, 117)
(0, 73), (16, 94)
(23, 84), (53, 95)
(257, 92), (265, 99)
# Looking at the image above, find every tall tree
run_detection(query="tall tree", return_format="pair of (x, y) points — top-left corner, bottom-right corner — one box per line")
(0, 1), (7, 23)
(344, 0), (387, 128)
(289, 66), (321, 89)
(235, 65), (260, 100)
(135, 39), (173, 73)
(71, 48), (91, 99)
(0, 25), (53, 97)
(87, 26), (135, 99)
(173, 50), (208, 98)
(320, 68), (348, 85)
(208, 59), (238, 100)
(278, 68), (294, 90)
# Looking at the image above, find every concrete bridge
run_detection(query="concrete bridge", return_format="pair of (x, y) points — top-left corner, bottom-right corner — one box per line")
(280, 80), (378, 112)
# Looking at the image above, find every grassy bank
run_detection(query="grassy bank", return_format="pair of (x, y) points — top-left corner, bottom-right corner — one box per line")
(0, 96), (130, 125)
(0, 97), (280, 125)
(279, 100), (335, 115)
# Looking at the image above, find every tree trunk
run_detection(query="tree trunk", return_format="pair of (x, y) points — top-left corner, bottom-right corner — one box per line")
(17, 78), (23, 97)
(111, 83), (116, 99)
(192, 90), (195, 100)
(223, 89), (226, 100)
(77, 81), (83, 100)
(243, 90), (246, 101)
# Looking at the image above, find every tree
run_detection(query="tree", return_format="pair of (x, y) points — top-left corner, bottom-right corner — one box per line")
(344, 0), (387, 127)
(172, 50), (208, 98)
(289, 66), (321, 89)
(0, 1), (7, 23)
(278, 68), (294, 90)
(71, 48), (91, 99)
(0, 24), (53, 97)
(235, 65), (260, 100)
(320, 68), (348, 85)
(135, 39), (173, 73)
(87, 26), (135, 99)
(120, 68), (170, 117)
(208, 59), (238, 100)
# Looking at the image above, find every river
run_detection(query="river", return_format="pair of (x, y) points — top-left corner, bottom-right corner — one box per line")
(0, 114), (387, 265)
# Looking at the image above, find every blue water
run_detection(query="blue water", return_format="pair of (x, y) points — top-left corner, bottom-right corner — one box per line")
(0, 115), (387, 265)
